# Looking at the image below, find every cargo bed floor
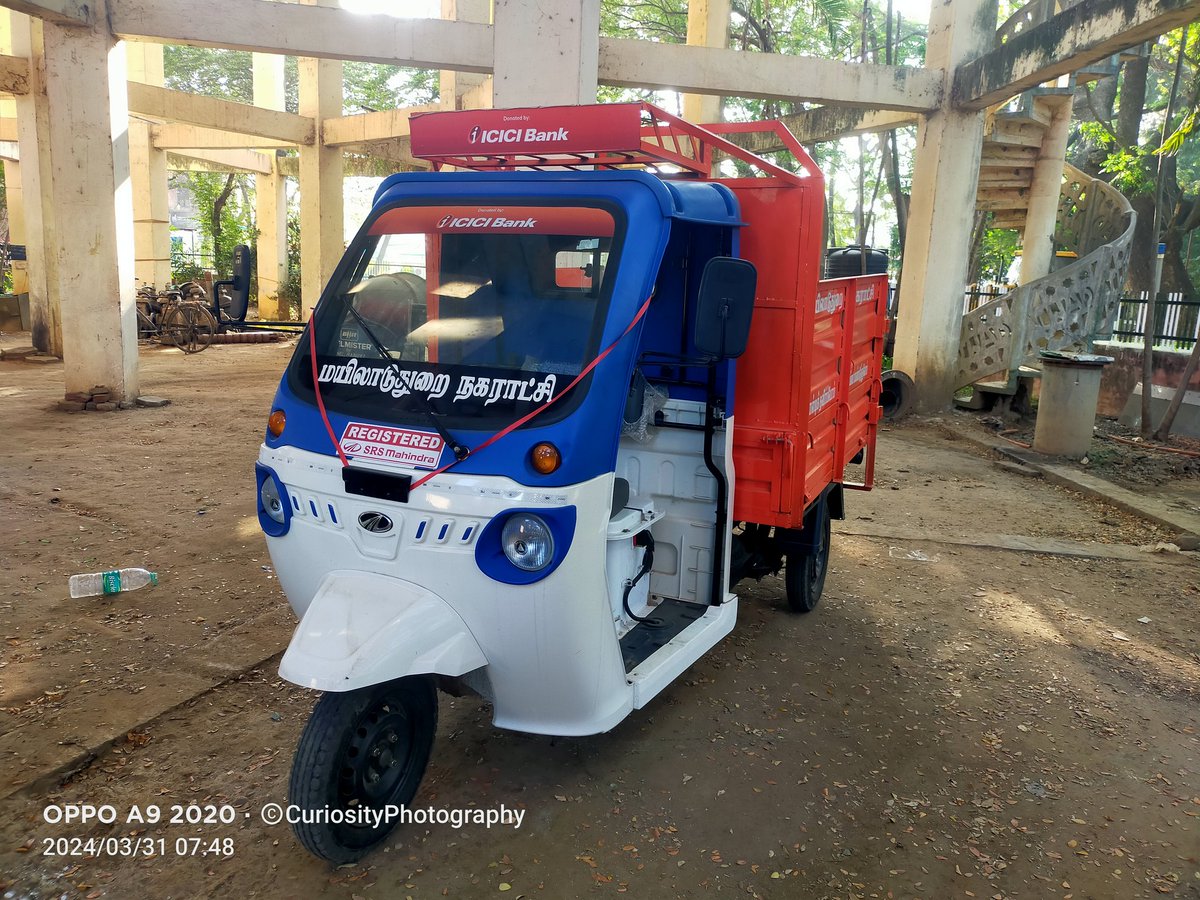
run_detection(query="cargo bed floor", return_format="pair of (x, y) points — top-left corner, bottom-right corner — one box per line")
(620, 598), (709, 673)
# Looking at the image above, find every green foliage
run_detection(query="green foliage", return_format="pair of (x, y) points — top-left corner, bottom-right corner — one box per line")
(977, 226), (1020, 284)
(1157, 106), (1198, 157)
(342, 62), (438, 113)
(170, 243), (206, 285)
(163, 45), (253, 102)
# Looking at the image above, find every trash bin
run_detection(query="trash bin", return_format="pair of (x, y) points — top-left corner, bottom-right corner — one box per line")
(1033, 351), (1114, 457)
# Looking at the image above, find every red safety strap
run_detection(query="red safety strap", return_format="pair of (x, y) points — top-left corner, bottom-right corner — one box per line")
(308, 294), (655, 492)
(308, 309), (350, 467)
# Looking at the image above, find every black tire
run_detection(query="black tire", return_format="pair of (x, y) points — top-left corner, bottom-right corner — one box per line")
(288, 676), (437, 864)
(784, 504), (831, 613)
(879, 369), (914, 420)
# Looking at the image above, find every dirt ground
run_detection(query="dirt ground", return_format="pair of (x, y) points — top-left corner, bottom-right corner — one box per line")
(1, 337), (1198, 899)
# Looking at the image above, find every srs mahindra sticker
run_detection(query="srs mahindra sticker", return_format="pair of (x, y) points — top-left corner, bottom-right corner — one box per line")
(339, 422), (445, 470)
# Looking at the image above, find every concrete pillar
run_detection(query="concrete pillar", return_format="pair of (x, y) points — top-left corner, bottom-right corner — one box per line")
(681, 0), (730, 124)
(254, 52), (289, 318)
(7, 12), (57, 355)
(493, 0), (600, 107)
(41, 4), (137, 399)
(126, 42), (171, 289)
(440, 0), (491, 110)
(1018, 95), (1071, 285)
(892, 0), (996, 411)
(298, 0), (342, 316)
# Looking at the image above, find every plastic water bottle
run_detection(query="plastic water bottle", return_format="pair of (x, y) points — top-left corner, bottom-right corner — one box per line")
(69, 568), (158, 598)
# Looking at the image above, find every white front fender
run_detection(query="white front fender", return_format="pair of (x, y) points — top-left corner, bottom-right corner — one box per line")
(278, 570), (488, 692)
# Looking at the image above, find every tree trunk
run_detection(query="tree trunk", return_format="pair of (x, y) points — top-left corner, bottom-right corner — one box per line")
(1126, 193), (1158, 292)
(1116, 53), (1150, 147)
(210, 173), (237, 273)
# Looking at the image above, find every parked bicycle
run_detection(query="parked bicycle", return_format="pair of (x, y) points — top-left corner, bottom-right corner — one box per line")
(135, 281), (218, 354)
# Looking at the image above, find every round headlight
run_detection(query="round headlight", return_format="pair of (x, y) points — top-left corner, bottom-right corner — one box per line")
(260, 476), (286, 524)
(501, 514), (554, 571)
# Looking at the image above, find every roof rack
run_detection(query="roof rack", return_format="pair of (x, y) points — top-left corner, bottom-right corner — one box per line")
(408, 102), (818, 185)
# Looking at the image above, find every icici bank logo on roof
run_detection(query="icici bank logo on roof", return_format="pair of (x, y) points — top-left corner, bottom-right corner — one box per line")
(467, 125), (570, 145)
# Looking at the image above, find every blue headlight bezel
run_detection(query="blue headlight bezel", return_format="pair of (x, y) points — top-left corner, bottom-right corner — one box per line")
(255, 463), (292, 538)
(475, 507), (576, 585)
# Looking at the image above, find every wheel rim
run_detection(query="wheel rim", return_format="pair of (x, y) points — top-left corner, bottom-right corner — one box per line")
(338, 699), (416, 816)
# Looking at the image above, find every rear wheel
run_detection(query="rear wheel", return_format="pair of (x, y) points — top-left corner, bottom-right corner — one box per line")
(289, 676), (437, 864)
(160, 303), (216, 353)
(784, 503), (831, 613)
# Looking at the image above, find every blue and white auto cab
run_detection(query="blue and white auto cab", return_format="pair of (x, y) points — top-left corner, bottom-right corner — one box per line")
(256, 104), (886, 863)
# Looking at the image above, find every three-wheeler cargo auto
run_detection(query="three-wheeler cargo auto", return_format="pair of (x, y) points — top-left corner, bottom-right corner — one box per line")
(256, 103), (887, 862)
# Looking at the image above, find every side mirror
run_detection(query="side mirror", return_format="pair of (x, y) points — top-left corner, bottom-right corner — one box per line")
(222, 244), (252, 321)
(693, 257), (757, 359)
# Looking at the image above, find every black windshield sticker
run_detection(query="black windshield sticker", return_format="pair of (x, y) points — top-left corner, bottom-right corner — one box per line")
(316, 357), (559, 411)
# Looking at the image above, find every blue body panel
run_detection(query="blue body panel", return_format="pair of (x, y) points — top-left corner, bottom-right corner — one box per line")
(268, 171), (743, 488)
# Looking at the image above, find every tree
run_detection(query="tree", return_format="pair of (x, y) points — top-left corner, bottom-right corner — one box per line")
(1070, 26), (1200, 296)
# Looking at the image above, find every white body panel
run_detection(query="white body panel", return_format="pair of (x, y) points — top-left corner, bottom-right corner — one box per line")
(278, 570), (488, 692)
(262, 416), (739, 736)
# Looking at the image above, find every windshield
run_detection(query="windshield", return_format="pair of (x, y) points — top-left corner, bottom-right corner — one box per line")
(293, 202), (622, 426)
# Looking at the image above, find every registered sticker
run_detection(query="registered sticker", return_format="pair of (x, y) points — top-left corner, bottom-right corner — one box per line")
(338, 422), (445, 469)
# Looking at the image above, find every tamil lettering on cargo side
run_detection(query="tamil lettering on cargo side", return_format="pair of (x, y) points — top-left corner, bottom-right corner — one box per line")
(809, 384), (836, 415)
(815, 290), (844, 315)
(453, 373), (557, 407)
(317, 358), (451, 401)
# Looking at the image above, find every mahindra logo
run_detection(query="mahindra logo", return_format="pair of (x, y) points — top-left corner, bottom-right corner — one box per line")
(469, 125), (480, 144)
(358, 512), (394, 534)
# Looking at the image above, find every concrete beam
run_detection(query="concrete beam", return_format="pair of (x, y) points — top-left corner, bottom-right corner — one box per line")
(954, 0), (1200, 110)
(322, 105), (438, 146)
(599, 38), (942, 112)
(109, 0), (493, 73)
(150, 122), (292, 150)
(738, 107), (918, 152)
(0, 0), (89, 27)
(128, 82), (314, 144)
(166, 147), (272, 175)
(0, 52), (28, 93)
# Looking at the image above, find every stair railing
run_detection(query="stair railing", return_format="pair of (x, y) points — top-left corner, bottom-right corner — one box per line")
(955, 163), (1135, 391)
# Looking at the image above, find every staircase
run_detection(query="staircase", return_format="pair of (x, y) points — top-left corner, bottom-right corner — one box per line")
(953, 0), (1138, 401)
(956, 166), (1135, 396)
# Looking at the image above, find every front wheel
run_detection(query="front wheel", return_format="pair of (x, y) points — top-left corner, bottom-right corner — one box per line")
(288, 676), (437, 864)
(784, 503), (831, 614)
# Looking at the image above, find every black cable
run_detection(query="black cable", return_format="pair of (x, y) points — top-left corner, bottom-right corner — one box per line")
(622, 530), (664, 627)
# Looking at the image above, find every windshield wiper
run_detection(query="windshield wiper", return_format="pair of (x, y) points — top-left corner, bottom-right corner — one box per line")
(342, 302), (470, 461)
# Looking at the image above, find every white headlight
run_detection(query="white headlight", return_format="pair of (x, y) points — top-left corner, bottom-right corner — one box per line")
(260, 477), (286, 524)
(501, 514), (554, 571)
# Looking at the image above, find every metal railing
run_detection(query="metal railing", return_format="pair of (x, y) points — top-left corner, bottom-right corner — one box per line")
(1110, 292), (1200, 351)
(955, 163), (1136, 391)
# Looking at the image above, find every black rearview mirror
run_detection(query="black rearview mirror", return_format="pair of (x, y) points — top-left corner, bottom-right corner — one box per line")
(693, 257), (757, 359)
(220, 244), (253, 321)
